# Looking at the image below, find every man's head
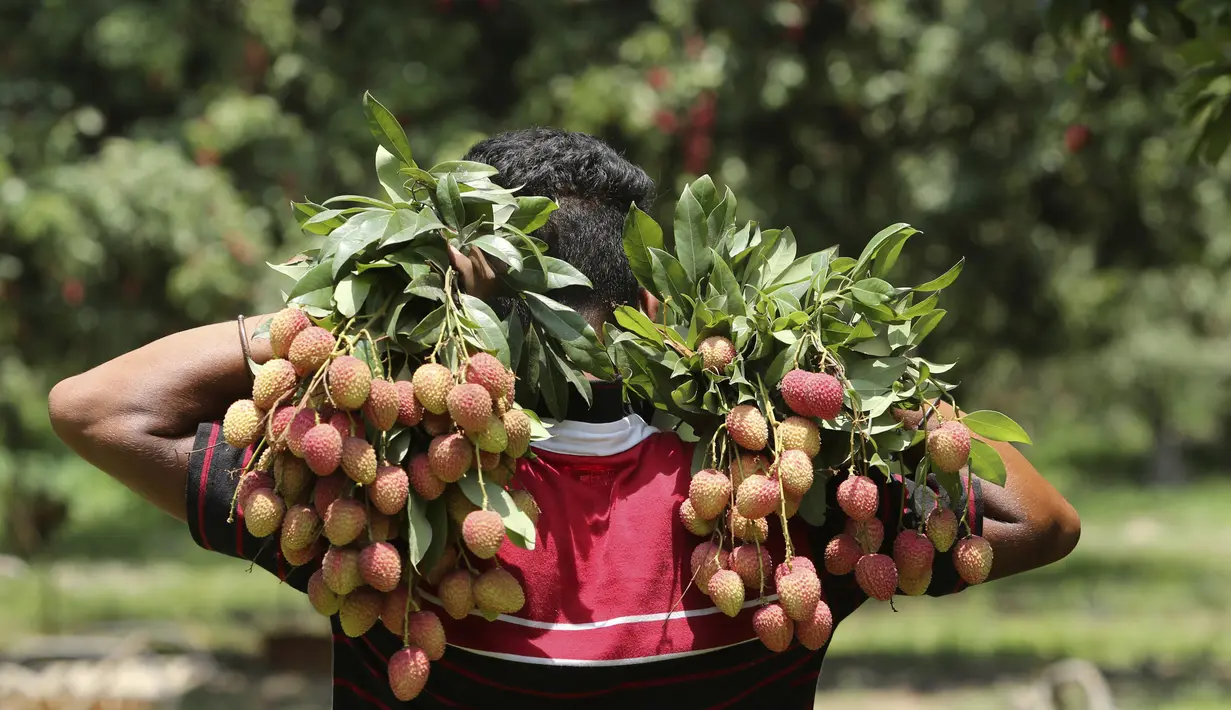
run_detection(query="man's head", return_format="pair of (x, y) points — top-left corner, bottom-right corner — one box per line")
(463, 128), (655, 328)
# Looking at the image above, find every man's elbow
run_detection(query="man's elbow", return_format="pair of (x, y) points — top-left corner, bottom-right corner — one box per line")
(48, 373), (112, 451)
(1041, 502), (1081, 564)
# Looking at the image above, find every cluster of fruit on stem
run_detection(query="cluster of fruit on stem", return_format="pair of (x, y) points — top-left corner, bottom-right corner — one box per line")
(681, 336), (994, 653)
(220, 305), (540, 702)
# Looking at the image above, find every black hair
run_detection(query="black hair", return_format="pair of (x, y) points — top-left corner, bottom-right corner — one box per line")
(462, 128), (655, 324)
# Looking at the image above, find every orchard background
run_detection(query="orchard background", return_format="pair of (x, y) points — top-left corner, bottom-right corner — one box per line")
(2, 1), (1231, 708)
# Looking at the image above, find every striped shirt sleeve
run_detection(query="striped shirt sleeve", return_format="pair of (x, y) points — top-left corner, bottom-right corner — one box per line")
(185, 421), (315, 594)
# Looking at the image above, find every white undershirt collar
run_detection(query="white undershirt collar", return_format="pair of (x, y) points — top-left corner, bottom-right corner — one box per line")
(531, 414), (657, 457)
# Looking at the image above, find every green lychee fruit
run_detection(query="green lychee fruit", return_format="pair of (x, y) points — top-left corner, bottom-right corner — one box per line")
(776, 416), (820, 458)
(275, 455), (311, 504)
(752, 603), (794, 653)
(253, 358), (298, 410)
(327, 356), (371, 412)
(823, 533), (862, 575)
(846, 516), (885, 554)
(926, 507), (958, 552)
(388, 646), (431, 702)
(698, 335), (736, 372)
(287, 326), (335, 377)
(425, 546), (457, 587)
(244, 488), (284, 538)
(412, 363), (454, 415)
(774, 556), (816, 586)
(707, 569), (745, 617)
(266, 405), (297, 451)
(501, 409), (532, 458)
(679, 499), (714, 537)
(774, 449), (814, 499)
(364, 378), (399, 432)
(837, 474), (879, 522)
(236, 470), (273, 515)
(726, 405), (768, 451)
(462, 509), (506, 559)
(421, 411), (454, 436)
(307, 568), (341, 616)
(729, 544), (773, 592)
(269, 308), (311, 359)
(446, 485), (479, 525)
(409, 454), (445, 501)
(927, 421), (971, 473)
(728, 452), (767, 489)
(690, 541), (729, 590)
(371, 464), (410, 515)
(283, 533), (322, 569)
(688, 468), (732, 520)
(437, 569), (475, 620)
(405, 610), (447, 661)
(777, 568), (821, 622)
(302, 423), (342, 476)
(312, 473), (347, 517)
(891, 407), (924, 431)
(893, 530), (935, 578)
(279, 504), (320, 550)
(339, 587), (382, 637)
(223, 399), (263, 449)
(464, 352), (511, 400)
(510, 489), (540, 526)
(473, 567), (525, 615)
(327, 411), (355, 439)
(429, 433), (472, 483)
(478, 450), (501, 471)
(321, 546), (361, 595)
(339, 437), (377, 485)
(855, 554), (898, 601)
(729, 508), (769, 543)
(795, 600), (833, 650)
(285, 408), (318, 457)
(898, 568), (932, 596)
(368, 511), (398, 543)
(359, 541), (403, 592)
(783, 494), (801, 519)
(486, 457), (513, 488)
(954, 535), (993, 585)
(394, 380), (424, 427)
(474, 416), (507, 454)
(736, 474), (780, 520)
(381, 584), (411, 636)
(323, 497), (367, 546)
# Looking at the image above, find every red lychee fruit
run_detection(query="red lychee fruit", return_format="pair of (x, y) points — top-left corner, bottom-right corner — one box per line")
(340, 437), (377, 485)
(501, 409), (532, 458)
(307, 568), (341, 616)
(425, 546), (457, 587)
(729, 544), (774, 592)
(302, 423), (342, 476)
(282, 531), (322, 566)
(698, 335), (736, 372)
(823, 534), (862, 575)
(321, 546), (362, 595)
(368, 511), (398, 542)
(288, 326), (335, 376)
(223, 399), (263, 449)
(726, 405), (768, 451)
(1065, 124), (1090, 154)
(707, 569), (745, 617)
(774, 556), (816, 586)
(266, 405), (297, 451)
(729, 508), (769, 543)
(269, 307), (311, 359)
(253, 358), (297, 411)
(927, 421), (971, 473)
(409, 454), (445, 501)
(777, 567), (821, 622)
(388, 646), (431, 702)
(855, 554), (898, 601)
(779, 369), (843, 420)
(846, 516), (885, 554)
(690, 541), (730, 590)
(235, 470), (273, 514)
(837, 475), (879, 522)
(679, 499), (714, 537)
(774, 449), (814, 498)
(285, 408), (318, 458)
(381, 584), (411, 635)
(243, 488), (284, 538)
(405, 610), (446, 661)
(510, 489), (540, 525)
(954, 535), (993, 585)
(728, 453), (767, 489)
(891, 407), (925, 431)
(462, 510), (505, 559)
(776, 416), (820, 457)
(464, 352), (511, 400)
(412, 363), (454, 415)
(371, 464), (410, 515)
(394, 380), (424, 426)
(421, 411), (454, 436)
(364, 378), (399, 431)
(898, 568), (932, 596)
(795, 600), (833, 650)
(689, 468), (732, 520)
(323, 498), (367, 546)
(926, 507), (958, 552)
(279, 504), (320, 550)
(429, 433), (472, 483)
(447, 383), (493, 433)
(736, 474), (780, 520)
(893, 530), (935, 578)
(327, 411), (355, 439)
(359, 541), (403, 592)
(312, 473), (347, 517)
(752, 603), (794, 652)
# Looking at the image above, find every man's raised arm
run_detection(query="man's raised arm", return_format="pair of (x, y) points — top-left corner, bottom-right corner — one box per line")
(48, 314), (275, 521)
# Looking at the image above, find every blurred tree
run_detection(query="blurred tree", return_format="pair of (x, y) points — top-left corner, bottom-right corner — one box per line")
(2, 0), (1229, 530)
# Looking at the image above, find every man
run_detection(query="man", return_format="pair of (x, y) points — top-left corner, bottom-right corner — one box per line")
(48, 129), (1080, 708)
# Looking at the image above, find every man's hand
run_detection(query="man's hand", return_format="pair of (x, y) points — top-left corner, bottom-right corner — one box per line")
(448, 245), (501, 301)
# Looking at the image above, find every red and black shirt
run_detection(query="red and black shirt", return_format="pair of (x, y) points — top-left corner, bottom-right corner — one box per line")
(187, 384), (983, 709)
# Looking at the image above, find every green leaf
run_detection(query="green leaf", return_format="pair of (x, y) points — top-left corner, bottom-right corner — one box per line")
(915, 258), (965, 292)
(302, 208), (348, 234)
(505, 307), (524, 374)
(267, 261), (313, 283)
(426, 160), (500, 183)
(851, 277), (894, 307)
(363, 92), (414, 166)
(622, 205), (665, 293)
(871, 226), (918, 278)
(546, 340), (592, 408)
(287, 262), (334, 300)
(323, 194), (395, 209)
(383, 208), (445, 248)
(524, 291), (594, 342)
(852, 223), (910, 278)
(332, 210), (392, 279)
(765, 340), (803, 385)
(457, 474), (536, 550)
(403, 305), (447, 346)
(689, 175), (720, 214)
(960, 411), (1032, 444)
(898, 293), (939, 319)
(613, 305), (664, 345)
(334, 274), (373, 318)
(406, 492), (433, 570)
(648, 247), (691, 303)
(753, 227), (797, 287)
(968, 439), (1007, 486)
(517, 325), (544, 408)
(708, 249), (745, 317)
(673, 188), (711, 282)
(706, 187), (738, 244)
(418, 499), (450, 580)
(459, 294), (510, 365)
(798, 480), (827, 526)
(536, 337), (567, 420)
(509, 196), (557, 233)
(436, 174), (464, 230)
(910, 309), (947, 345)
(376, 145), (411, 202)
(525, 255), (591, 290)
(469, 234), (524, 272)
